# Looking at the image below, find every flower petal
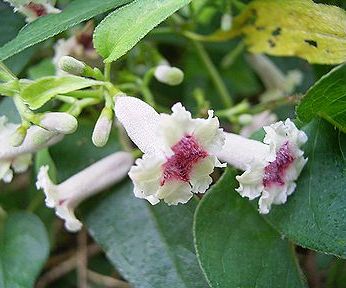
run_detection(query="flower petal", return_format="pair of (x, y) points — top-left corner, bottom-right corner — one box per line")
(156, 181), (193, 205)
(189, 156), (215, 194)
(129, 154), (164, 203)
(114, 96), (162, 155)
(192, 110), (225, 154)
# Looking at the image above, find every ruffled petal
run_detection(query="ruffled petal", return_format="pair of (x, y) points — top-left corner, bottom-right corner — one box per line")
(159, 103), (194, 150)
(192, 110), (225, 154)
(156, 181), (193, 205)
(189, 156), (215, 194)
(114, 96), (162, 155)
(129, 154), (164, 203)
(236, 161), (264, 200)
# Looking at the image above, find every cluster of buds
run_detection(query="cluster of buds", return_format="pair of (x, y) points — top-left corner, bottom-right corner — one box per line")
(0, 116), (63, 183)
(4, 0), (60, 22)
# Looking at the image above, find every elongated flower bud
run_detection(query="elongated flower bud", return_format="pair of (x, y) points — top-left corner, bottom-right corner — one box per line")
(92, 107), (113, 147)
(221, 13), (232, 31)
(10, 125), (28, 147)
(39, 112), (78, 134)
(154, 65), (184, 86)
(36, 152), (134, 232)
(58, 56), (86, 76)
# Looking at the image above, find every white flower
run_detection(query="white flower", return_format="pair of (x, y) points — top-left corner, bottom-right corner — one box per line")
(36, 152), (134, 232)
(0, 116), (63, 183)
(246, 54), (303, 102)
(114, 96), (226, 205)
(235, 119), (308, 214)
(154, 65), (184, 86)
(240, 110), (277, 137)
(4, 0), (60, 22)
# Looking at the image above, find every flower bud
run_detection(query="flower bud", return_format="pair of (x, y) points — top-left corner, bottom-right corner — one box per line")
(221, 13), (233, 31)
(92, 107), (113, 147)
(10, 125), (28, 147)
(58, 56), (86, 76)
(154, 65), (184, 86)
(39, 112), (78, 134)
(238, 114), (253, 126)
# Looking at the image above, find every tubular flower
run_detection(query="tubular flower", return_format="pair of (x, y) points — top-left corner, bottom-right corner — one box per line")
(217, 119), (308, 214)
(0, 116), (63, 183)
(114, 96), (226, 205)
(4, 0), (60, 22)
(36, 152), (134, 232)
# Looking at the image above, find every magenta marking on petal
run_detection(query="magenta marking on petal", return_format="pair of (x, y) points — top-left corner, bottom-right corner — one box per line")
(26, 2), (47, 16)
(58, 199), (67, 206)
(263, 141), (295, 188)
(161, 135), (208, 185)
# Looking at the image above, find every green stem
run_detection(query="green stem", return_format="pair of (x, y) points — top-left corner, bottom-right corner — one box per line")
(216, 100), (250, 118)
(192, 40), (233, 107)
(140, 68), (156, 107)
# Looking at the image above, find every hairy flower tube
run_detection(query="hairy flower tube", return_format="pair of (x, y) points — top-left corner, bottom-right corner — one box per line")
(38, 112), (78, 134)
(0, 116), (63, 183)
(114, 96), (226, 205)
(217, 119), (308, 214)
(4, 0), (60, 22)
(36, 152), (134, 232)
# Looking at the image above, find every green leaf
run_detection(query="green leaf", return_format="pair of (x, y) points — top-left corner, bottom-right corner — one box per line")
(0, 0), (133, 62)
(0, 212), (49, 288)
(84, 181), (209, 288)
(94, 0), (191, 63)
(194, 168), (307, 288)
(28, 59), (56, 80)
(297, 64), (346, 133)
(20, 76), (102, 110)
(262, 118), (346, 258)
(0, 80), (19, 97)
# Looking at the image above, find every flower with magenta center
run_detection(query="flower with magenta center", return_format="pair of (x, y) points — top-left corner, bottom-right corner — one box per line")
(217, 119), (308, 214)
(114, 96), (226, 205)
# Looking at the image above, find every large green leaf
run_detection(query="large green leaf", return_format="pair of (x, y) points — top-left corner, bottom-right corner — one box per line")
(0, 0), (133, 62)
(20, 76), (102, 110)
(297, 64), (346, 133)
(94, 0), (191, 63)
(84, 181), (209, 288)
(261, 118), (346, 258)
(194, 168), (307, 288)
(0, 212), (49, 288)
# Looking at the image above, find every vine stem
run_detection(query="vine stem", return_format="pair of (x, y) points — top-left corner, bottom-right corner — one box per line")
(192, 40), (233, 108)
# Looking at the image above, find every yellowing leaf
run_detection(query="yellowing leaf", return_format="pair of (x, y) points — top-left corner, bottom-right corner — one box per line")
(239, 0), (346, 64)
(220, 0), (346, 64)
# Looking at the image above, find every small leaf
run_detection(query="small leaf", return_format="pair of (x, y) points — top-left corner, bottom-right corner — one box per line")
(20, 76), (102, 110)
(224, 0), (346, 64)
(0, 0), (133, 62)
(194, 168), (307, 288)
(84, 181), (209, 288)
(297, 64), (346, 133)
(94, 0), (191, 63)
(0, 212), (50, 288)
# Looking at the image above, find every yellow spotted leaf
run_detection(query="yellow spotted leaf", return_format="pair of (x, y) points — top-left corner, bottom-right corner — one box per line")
(234, 0), (346, 64)
(197, 0), (346, 64)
